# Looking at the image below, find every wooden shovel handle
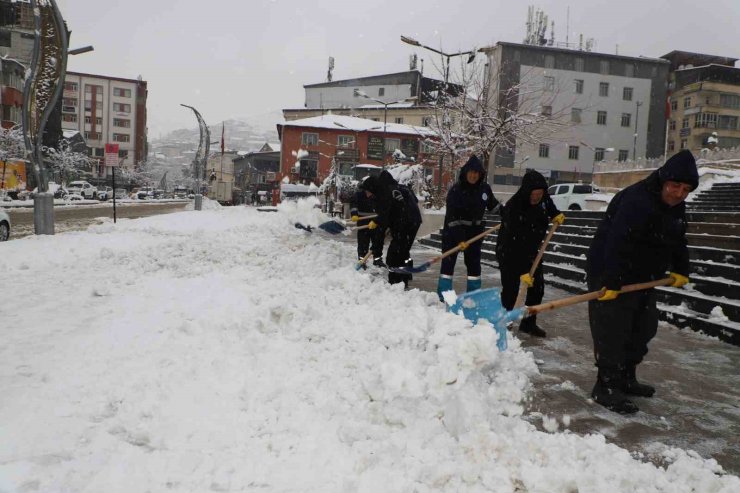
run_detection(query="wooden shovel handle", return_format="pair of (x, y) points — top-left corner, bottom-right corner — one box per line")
(526, 277), (674, 316)
(357, 251), (372, 266)
(430, 224), (502, 266)
(514, 222), (560, 308)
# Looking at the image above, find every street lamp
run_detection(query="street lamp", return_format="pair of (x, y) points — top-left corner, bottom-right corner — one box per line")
(180, 104), (210, 211)
(400, 35), (478, 193)
(68, 45), (94, 55)
(353, 89), (414, 167)
(580, 141), (614, 184)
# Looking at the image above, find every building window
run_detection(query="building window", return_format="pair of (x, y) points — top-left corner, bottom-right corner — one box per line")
(371, 117), (380, 122)
(595, 148), (605, 161)
(720, 93), (740, 109)
(574, 79), (583, 94)
(599, 82), (609, 97)
(422, 116), (433, 126)
(113, 87), (131, 98)
(538, 143), (550, 158)
(62, 98), (77, 107)
(85, 116), (103, 125)
(118, 149), (129, 159)
(113, 103), (131, 113)
(669, 120), (676, 131)
(618, 150), (629, 161)
(62, 114), (77, 123)
(668, 141), (675, 152)
(394, 117), (403, 124)
(113, 118), (130, 128)
(85, 84), (103, 93)
(541, 105), (552, 117)
(301, 132), (318, 146)
(600, 60), (610, 75)
(544, 55), (555, 69)
(574, 58), (584, 72)
(671, 100), (678, 111)
(621, 113), (631, 127)
(299, 159), (318, 179)
(337, 135), (354, 147)
(681, 117), (689, 129)
(112, 133), (130, 143)
(543, 76), (555, 91)
(683, 97), (691, 109)
(421, 140), (435, 154)
(571, 108), (582, 123)
(84, 132), (101, 141)
(680, 139), (687, 149)
(625, 64), (635, 77)
(597, 111), (607, 125)
(64, 82), (78, 91)
(378, 87), (385, 97)
(568, 145), (579, 160)
(719, 115), (739, 130)
(623, 87), (633, 101)
(694, 112), (718, 128)
(384, 138), (400, 155)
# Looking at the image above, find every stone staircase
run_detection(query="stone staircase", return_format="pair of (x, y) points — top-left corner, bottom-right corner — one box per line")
(687, 182), (740, 212)
(419, 208), (740, 346)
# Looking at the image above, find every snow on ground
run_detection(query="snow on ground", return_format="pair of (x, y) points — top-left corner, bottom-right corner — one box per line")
(0, 200), (737, 492)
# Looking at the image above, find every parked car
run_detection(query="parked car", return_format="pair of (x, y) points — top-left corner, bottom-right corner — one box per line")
(97, 186), (114, 200)
(0, 209), (10, 241)
(65, 193), (84, 202)
(66, 181), (98, 199)
(114, 188), (128, 200)
(548, 183), (601, 211)
(136, 186), (155, 200)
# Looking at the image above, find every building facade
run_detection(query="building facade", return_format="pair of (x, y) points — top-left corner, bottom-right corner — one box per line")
(482, 42), (669, 186)
(0, 56), (23, 128)
(0, 0), (34, 67)
(60, 72), (148, 175)
(276, 115), (445, 186)
(661, 51), (740, 153)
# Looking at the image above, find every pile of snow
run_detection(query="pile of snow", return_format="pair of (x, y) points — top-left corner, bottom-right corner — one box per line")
(0, 200), (737, 491)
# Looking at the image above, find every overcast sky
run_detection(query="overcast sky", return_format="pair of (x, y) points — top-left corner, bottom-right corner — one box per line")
(58, 0), (740, 140)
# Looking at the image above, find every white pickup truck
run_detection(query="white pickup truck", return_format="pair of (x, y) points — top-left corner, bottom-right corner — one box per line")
(548, 183), (603, 211)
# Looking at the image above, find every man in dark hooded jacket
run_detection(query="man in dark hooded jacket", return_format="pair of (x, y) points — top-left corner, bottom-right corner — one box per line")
(436, 155), (499, 300)
(496, 170), (564, 337)
(362, 170), (422, 287)
(350, 181), (386, 269)
(586, 150), (697, 414)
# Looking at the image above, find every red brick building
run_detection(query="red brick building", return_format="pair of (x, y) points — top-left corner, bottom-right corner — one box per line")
(276, 115), (457, 187)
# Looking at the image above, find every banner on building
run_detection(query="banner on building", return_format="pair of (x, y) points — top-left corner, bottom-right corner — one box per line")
(105, 143), (120, 166)
(0, 160), (28, 192)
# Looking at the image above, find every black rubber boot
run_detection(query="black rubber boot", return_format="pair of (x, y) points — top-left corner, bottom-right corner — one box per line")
(591, 367), (639, 414)
(519, 316), (546, 338)
(624, 365), (655, 397)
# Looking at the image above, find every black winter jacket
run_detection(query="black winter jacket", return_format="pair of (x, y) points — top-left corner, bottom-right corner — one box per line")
(350, 189), (377, 226)
(443, 155), (499, 231)
(362, 170), (422, 232)
(587, 151), (696, 290)
(495, 170), (560, 272)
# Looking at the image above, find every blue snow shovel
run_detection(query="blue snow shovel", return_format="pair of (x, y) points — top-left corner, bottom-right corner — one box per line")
(447, 278), (675, 351)
(296, 214), (378, 235)
(447, 288), (527, 351)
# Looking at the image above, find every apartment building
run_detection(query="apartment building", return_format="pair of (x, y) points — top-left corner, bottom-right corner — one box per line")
(662, 51), (740, 153)
(0, 0), (34, 67)
(481, 42), (669, 185)
(61, 72), (148, 175)
(283, 70), (461, 128)
(0, 56), (23, 128)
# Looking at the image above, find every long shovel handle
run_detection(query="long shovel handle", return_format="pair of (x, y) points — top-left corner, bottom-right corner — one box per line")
(355, 251), (372, 270)
(433, 224), (502, 265)
(514, 222), (560, 308)
(352, 214), (378, 222)
(525, 278), (674, 317)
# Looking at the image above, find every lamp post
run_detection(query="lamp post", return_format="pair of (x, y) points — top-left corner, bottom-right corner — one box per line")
(180, 104), (210, 211)
(580, 141), (614, 185)
(632, 101), (642, 161)
(353, 89), (413, 167)
(400, 35), (477, 194)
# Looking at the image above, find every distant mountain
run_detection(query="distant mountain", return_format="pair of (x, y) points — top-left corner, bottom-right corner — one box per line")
(154, 112), (283, 153)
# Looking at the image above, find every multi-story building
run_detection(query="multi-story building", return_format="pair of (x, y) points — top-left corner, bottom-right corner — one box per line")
(60, 72), (148, 175)
(283, 70), (461, 129)
(0, 0), (34, 67)
(0, 56), (24, 128)
(481, 41), (670, 186)
(661, 51), (740, 153)
(276, 114), (444, 186)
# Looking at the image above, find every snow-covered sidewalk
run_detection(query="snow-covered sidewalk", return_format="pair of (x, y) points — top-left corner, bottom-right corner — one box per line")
(0, 200), (737, 492)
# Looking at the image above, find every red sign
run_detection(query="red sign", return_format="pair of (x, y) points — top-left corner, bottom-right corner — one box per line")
(105, 143), (120, 167)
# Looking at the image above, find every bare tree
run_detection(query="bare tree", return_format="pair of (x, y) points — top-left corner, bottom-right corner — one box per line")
(44, 138), (93, 184)
(420, 55), (577, 202)
(0, 125), (26, 161)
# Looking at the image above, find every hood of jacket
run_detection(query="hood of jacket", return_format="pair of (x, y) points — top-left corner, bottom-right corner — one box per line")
(457, 155), (487, 187)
